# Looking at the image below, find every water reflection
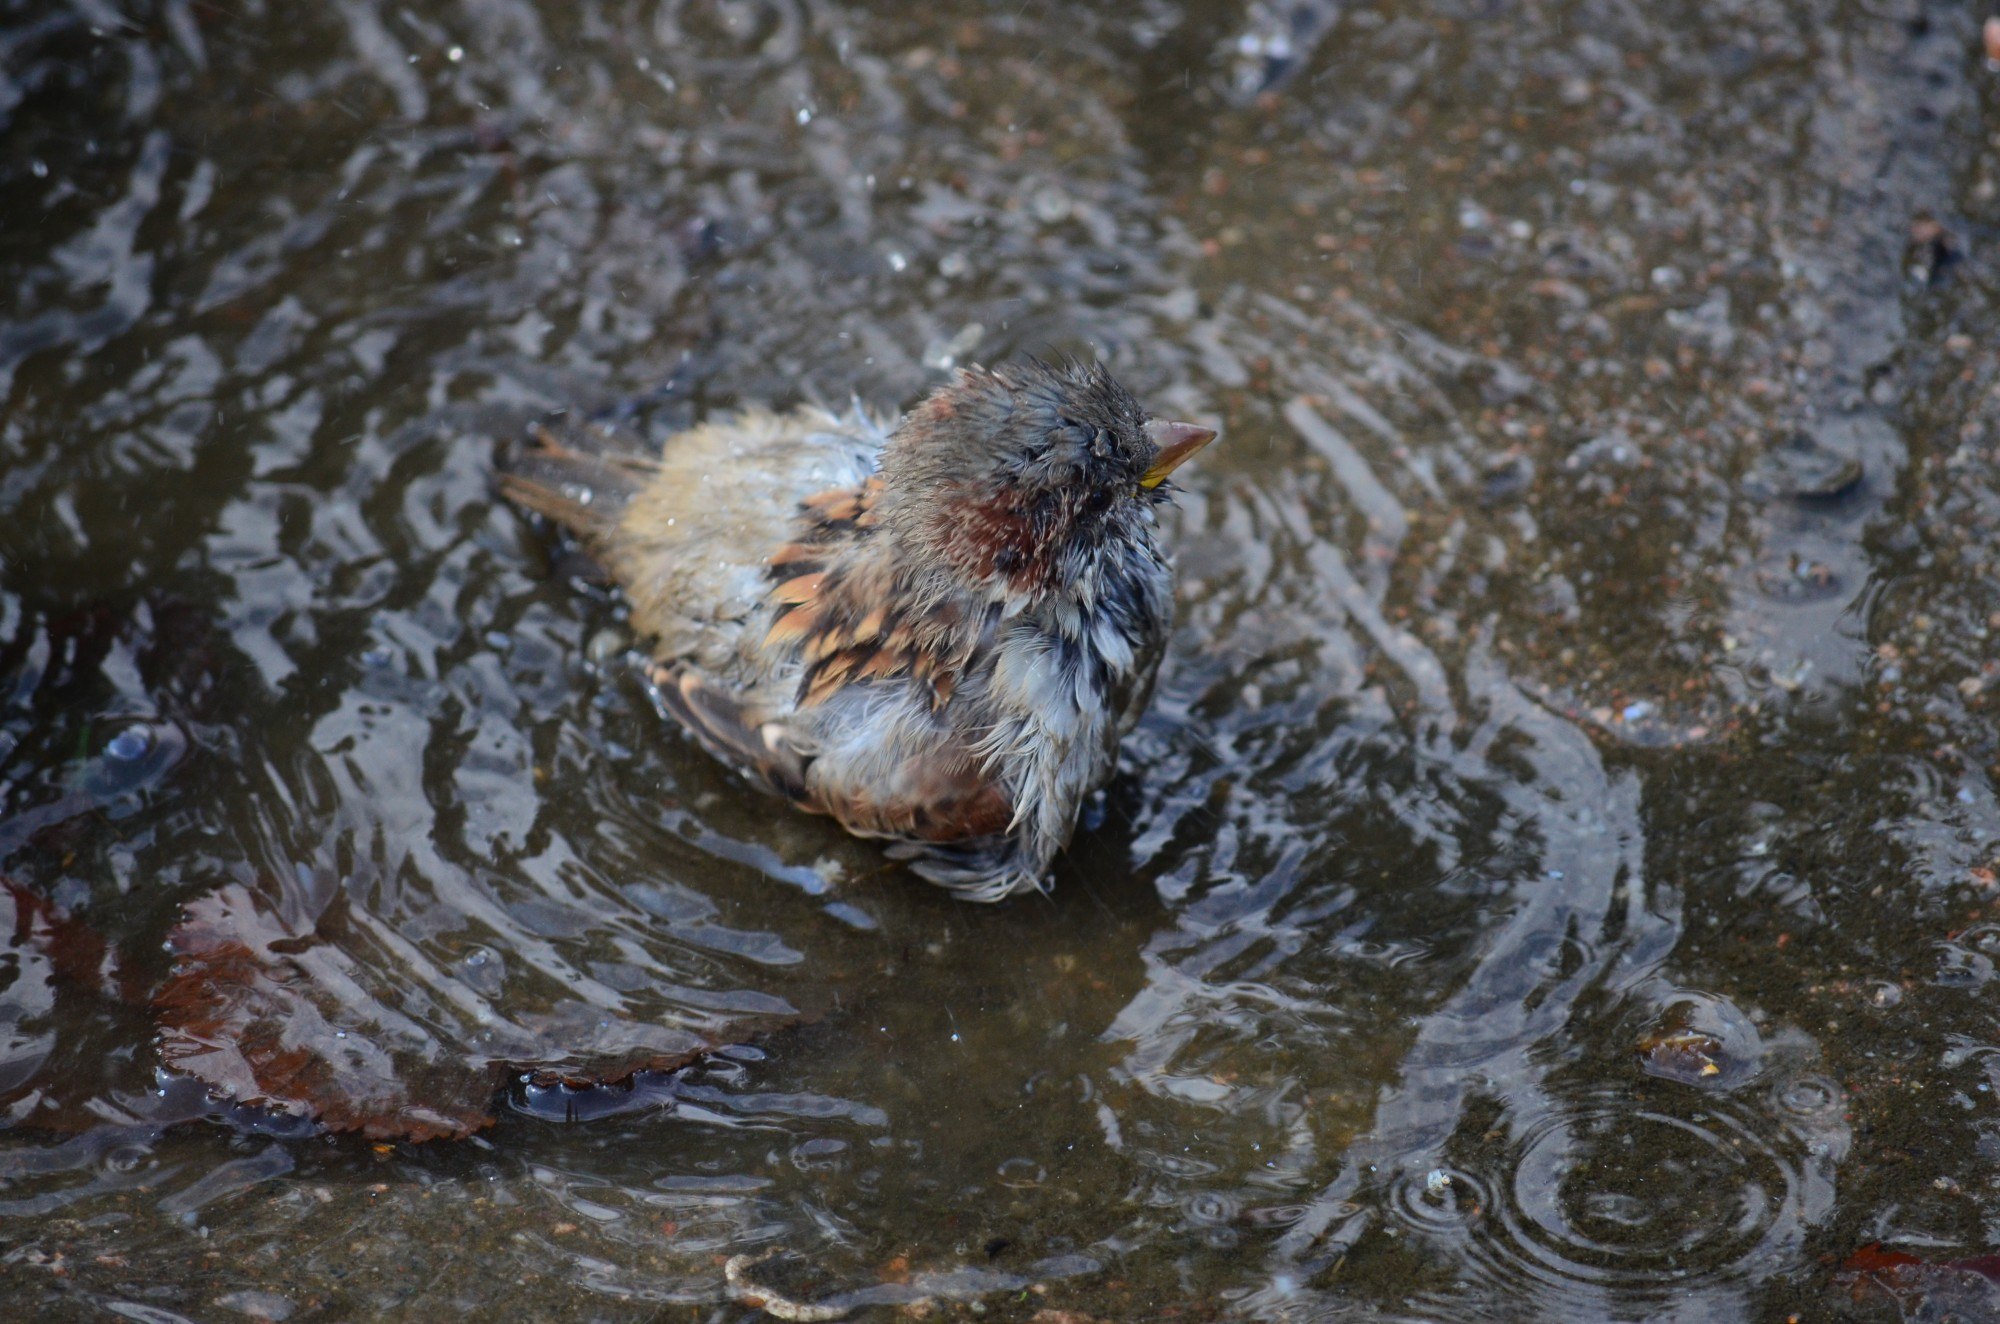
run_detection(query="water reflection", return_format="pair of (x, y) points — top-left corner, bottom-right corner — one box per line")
(3, 1), (1998, 1321)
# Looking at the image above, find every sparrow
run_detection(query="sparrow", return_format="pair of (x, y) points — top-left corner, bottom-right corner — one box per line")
(499, 359), (1216, 901)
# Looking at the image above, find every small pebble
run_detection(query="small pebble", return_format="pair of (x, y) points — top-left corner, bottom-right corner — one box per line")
(214, 1289), (295, 1321)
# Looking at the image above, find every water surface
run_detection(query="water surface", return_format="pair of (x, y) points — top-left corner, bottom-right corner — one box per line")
(4, 1), (1999, 1319)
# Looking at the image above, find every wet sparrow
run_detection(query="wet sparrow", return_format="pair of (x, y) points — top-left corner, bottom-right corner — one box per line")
(501, 360), (1216, 900)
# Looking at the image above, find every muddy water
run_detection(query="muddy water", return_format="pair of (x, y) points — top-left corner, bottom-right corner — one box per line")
(3, 0), (1998, 1319)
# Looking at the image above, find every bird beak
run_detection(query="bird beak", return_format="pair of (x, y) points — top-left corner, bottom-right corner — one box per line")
(1140, 419), (1219, 488)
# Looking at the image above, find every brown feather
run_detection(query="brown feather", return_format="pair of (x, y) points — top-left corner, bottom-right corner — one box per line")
(764, 605), (820, 647)
(497, 473), (598, 536)
(914, 781), (1012, 840)
(769, 543), (820, 568)
(803, 490), (861, 522)
(826, 771), (1012, 843)
(648, 666), (811, 804)
(498, 414), (659, 550)
(853, 605), (889, 640)
(802, 670), (845, 707)
(772, 572), (826, 606)
(858, 649), (905, 680)
(798, 477), (883, 525)
(815, 652), (861, 690)
(762, 476), (970, 712)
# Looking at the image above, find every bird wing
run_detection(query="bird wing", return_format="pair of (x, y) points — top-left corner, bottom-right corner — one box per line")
(651, 661), (1012, 845)
(647, 664), (817, 808)
(761, 477), (977, 711)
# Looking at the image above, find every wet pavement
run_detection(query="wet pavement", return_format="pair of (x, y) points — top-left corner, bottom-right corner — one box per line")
(3, 0), (2000, 1319)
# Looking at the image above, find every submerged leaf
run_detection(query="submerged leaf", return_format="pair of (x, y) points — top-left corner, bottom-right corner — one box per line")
(154, 883), (793, 1141)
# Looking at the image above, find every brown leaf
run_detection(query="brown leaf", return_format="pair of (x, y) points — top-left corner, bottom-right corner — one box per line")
(1838, 1241), (2000, 1314)
(3, 877), (137, 1004)
(0, 880), (61, 1103)
(154, 883), (791, 1141)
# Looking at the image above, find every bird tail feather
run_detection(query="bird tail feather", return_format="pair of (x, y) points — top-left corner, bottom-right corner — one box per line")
(498, 415), (659, 550)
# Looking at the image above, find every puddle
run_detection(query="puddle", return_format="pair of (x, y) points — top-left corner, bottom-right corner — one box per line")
(4, 1), (1999, 1320)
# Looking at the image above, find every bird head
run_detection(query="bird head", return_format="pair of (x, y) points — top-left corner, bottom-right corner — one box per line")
(877, 359), (1216, 597)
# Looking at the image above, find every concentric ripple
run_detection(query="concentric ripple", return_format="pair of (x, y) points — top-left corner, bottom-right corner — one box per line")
(1389, 1165), (1493, 1235)
(1769, 1074), (1844, 1124)
(1432, 1080), (1846, 1309)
